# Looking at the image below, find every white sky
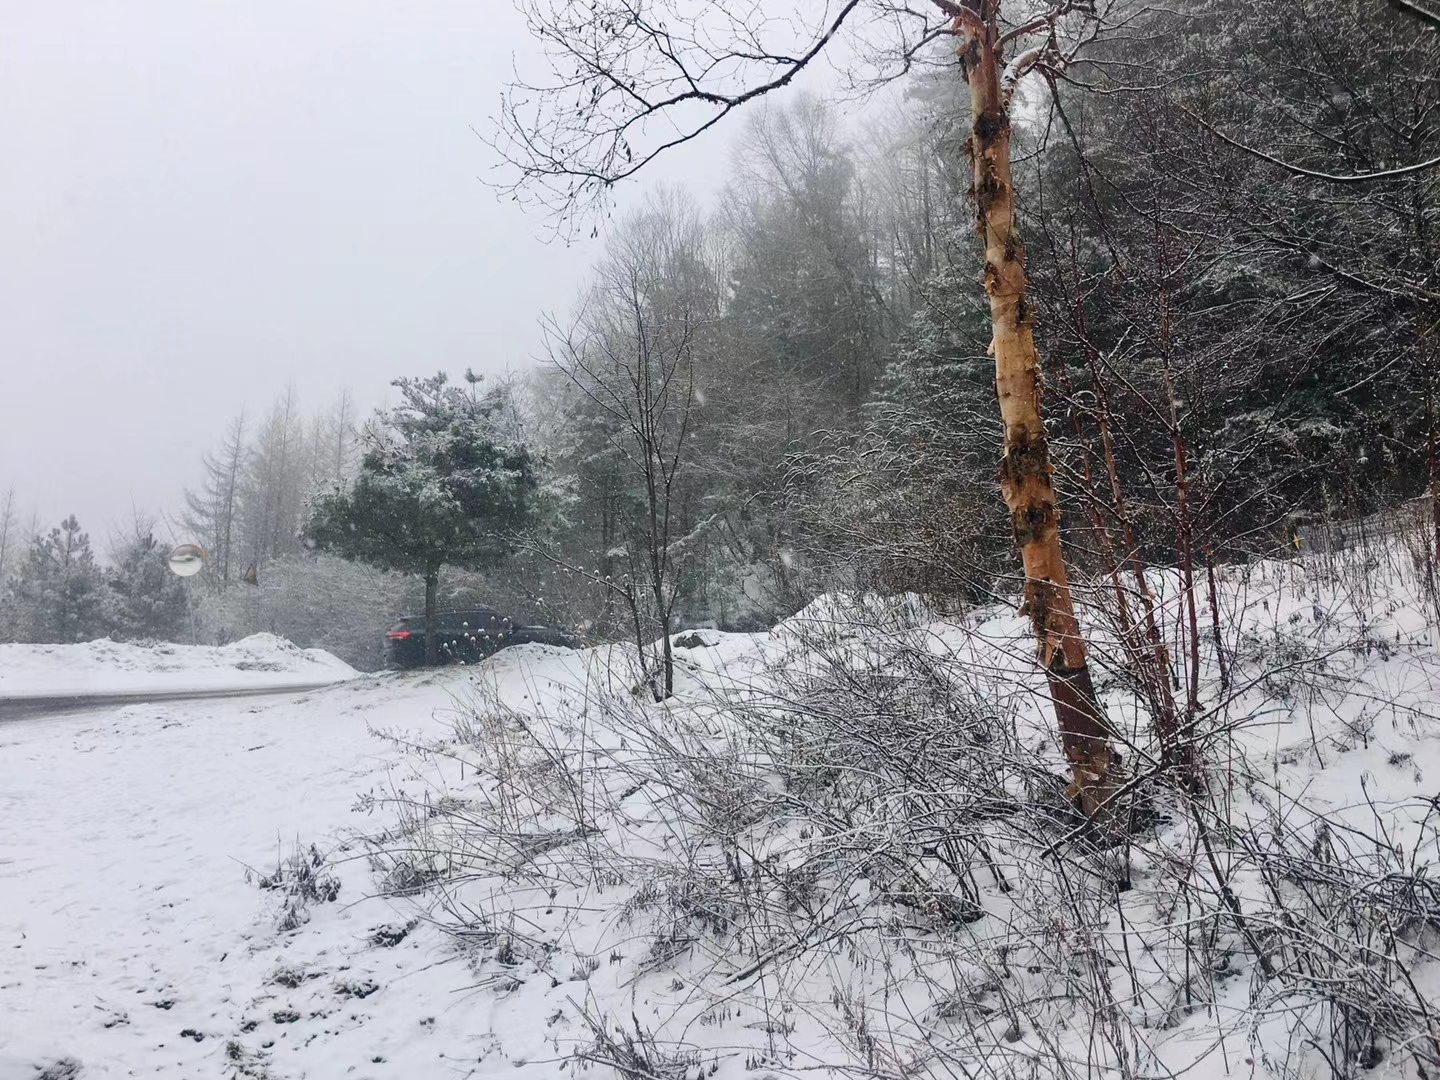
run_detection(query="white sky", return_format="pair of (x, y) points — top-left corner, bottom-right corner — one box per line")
(0, 0), (803, 540)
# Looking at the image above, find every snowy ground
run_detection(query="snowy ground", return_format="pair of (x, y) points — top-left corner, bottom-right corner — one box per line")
(0, 634), (358, 700)
(0, 662), (496, 1079)
(5, 542), (1440, 1080)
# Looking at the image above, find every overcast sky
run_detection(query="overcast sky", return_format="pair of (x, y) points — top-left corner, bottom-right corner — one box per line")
(0, 0), (775, 542)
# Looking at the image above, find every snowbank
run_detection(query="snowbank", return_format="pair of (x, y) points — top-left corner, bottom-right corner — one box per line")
(0, 632), (358, 698)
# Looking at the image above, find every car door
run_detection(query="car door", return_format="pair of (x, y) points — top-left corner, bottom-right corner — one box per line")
(465, 610), (512, 656)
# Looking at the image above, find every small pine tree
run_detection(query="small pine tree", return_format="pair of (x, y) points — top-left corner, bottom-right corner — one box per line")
(106, 528), (189, 641)
(4, 515), (109, 643)
(308, 372), (537, 664)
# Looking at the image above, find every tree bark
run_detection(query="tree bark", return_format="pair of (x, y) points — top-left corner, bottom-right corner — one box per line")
(960, 16), (1120, 817)
(424, 569), (439, 667)
(1427, 328), (1440, 573)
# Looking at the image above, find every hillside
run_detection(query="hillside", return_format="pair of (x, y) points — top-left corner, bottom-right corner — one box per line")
(5, 538), (1440, 1079)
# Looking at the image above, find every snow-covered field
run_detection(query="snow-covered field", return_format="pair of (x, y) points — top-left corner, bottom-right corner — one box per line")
(5, 542), (1440, 1080)
(0, 660), (502, 1079)
(0, 634), (358, 699)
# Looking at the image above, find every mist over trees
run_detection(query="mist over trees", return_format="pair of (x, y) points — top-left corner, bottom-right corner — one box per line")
(4, 0), (1435, 692)
(183, 389), (360, 587)
(506, 0), (1438, 639)
(485, 0), (1440, 800)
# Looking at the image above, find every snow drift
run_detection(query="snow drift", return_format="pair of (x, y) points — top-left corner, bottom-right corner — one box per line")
(0, 632), (358, 699)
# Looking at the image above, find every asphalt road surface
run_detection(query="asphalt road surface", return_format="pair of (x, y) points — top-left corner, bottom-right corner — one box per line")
(0, 682), (348, 722)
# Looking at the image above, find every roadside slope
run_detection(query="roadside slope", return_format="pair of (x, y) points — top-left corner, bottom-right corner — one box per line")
(0, 634), (358, 702)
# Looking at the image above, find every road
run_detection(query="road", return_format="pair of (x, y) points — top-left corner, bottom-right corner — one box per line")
(0, 680), (353, 721)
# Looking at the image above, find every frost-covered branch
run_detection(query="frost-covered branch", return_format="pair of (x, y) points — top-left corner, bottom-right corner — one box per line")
(1181, 104), (1440, 183)
(1387, 0), (1440, 31)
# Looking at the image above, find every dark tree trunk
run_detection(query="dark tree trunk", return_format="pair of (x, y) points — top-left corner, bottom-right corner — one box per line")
(655, 585), (674, 698)
(424, 569), (439, 667)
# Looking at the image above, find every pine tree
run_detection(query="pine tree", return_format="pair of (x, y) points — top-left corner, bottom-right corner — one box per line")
(720, 97), (889, 433)
(106, 521), (190, 641)
(822, 256), (1007, 600)
(4, 516), (109, 644)
(308, 372), (537, 665)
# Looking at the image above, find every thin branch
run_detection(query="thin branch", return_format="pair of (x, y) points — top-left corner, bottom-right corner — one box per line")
(495, 0), (866, 220)
(1179, 104), (1440, 183)
(1387, 0), (1440, 32)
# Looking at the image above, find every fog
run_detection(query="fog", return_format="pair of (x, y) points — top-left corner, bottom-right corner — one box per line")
(0, 0), (739, 538)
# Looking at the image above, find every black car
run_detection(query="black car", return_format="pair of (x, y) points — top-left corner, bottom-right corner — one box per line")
(383, 608), (576, 669)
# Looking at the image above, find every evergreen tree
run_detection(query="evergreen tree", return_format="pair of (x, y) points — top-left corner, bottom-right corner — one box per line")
(308, 372), (537, 665)
(720, 97), (890, 437)
(816, 257), (1007, 601)
(106, 524), (190, 642)
(1019, 0), (1440, 551)
(3, 516), (108, 644)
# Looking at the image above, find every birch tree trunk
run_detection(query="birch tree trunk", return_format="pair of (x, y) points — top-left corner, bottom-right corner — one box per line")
(960, 14), (1120, 817)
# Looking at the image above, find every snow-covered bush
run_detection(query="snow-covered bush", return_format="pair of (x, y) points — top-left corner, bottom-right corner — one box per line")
(247, 840), (342, 933)
(354, 540), (1440, 1080)
(195, 553), (417, 670)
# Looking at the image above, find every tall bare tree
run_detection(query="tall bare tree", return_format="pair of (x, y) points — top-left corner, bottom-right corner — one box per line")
(543, 192), (716, 698)
(183, 411), (247, 586)
(239, 387), (310, 573)
(0, 487), (17, 589)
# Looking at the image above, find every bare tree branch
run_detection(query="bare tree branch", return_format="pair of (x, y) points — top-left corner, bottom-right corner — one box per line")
(489, 1), (1109, 231)
(1387, 0), (1440, 32)
(1180, 104), (1440, 184)
(490, 1), (873, 229)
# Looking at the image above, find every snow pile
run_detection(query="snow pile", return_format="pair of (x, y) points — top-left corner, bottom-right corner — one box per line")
(0, 633), (359, 698)
(349, 548), (1440, 1080)
(4, 539), (1440, 1079)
